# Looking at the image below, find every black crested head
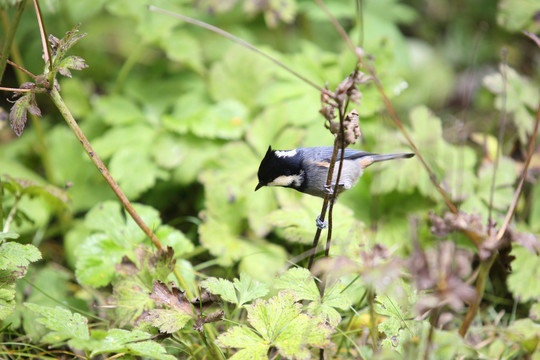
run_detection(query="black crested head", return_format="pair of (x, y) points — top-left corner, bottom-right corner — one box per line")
(255, 146), (304, 191)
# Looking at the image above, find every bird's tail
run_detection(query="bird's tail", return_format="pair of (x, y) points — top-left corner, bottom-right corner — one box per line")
(371, 153), (415, 162)
(357, 152), (414, 168)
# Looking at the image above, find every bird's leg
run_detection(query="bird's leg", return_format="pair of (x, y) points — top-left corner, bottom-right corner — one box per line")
(315, 193), (339, 229)
(323, 183), (346, 195)
(316, 214), (328, 229)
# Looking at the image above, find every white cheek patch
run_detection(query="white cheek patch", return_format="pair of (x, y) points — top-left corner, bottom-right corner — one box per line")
(275, 150), (297, 158)
(267, 172), (304, 188)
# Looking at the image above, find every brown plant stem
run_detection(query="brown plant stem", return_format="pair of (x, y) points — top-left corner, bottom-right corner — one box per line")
(0, 86), (31, 92)
(32, 0), (53, 73)
(459, 253), (496, 337)
(0, 56), (37, 79)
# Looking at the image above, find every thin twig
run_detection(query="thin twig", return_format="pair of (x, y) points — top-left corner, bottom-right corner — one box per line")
(523, 31), (540, 48)
(496, 101), (540, 241)
(2, 57), (38, 79)
(148, 5), (328, 95)
(32, 0), (53, 73)
(0, 86), (31, 92)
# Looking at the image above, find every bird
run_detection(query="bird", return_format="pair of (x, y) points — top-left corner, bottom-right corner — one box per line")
(255, 146), (415, 198)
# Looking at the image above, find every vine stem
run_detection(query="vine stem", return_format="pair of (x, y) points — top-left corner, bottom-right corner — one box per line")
(47, 87), (194, 299)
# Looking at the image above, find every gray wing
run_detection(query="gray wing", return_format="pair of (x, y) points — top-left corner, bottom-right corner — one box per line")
(301, 147), (375, 162)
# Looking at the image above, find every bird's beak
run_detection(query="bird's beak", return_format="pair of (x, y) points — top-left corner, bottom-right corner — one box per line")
(255, 182), (263, 191)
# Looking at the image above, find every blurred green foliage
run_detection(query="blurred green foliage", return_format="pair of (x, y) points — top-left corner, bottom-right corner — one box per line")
(1, 0), (539, 358)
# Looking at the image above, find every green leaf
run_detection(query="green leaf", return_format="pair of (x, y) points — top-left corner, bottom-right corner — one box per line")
(0, 231), (19, 241)
(477, 156), (516, 212)
(50, 24), (86, 67)
(215, 326), (269, 360)
(497, 0), (539, 32)
(249, 291), (333, 358)
(109, 146), (169, 199)
(74, 234), (126, 287)
(483, 65), (538, 143)
(142, 309), (192, 333)
(89, 329), (176, 360)
(274, 268), (319, 301)
(0, 284), (16, 320)
(508, 246), (540, 302)
(2, 175), (70, 210)
(201, 273), (269, 306)
(217, 291), (333, 359)
(94, 95), (145, 126)
(0, 241), (41, 271)
(155, 225), (194, 257)
(191, 99), (248, 140)
(201, 277), (237, 304)
(159, 29), (204, 74)
(507, 319), (540, 353)
(275, 268), (353, 326)
(208, 44), (274, 108)
(24, 303), (89, 342)
(92, 124), (156, 159)
(56, 55), (88, 78)
(84, 201), (161, 246)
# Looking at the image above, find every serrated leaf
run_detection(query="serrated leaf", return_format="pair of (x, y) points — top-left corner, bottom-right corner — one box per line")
(74, 234), (126, 287)
(0, 284), (16, 320)
(56, 55), (88, 77)
(190, 99), (248, 140)
(89, 329), (176, 360)
(155, 225), (194, 258)
(201, 277), (237, 304)
(2, 175), (70, 209)
(109, 147), (169, 199)
(274, 268), (319, 301)
(24, 303), (89, 342)
(201, 273), (269, 306)
(508, 246), (540, 302)
(217, 290), (333, 359)
(142, 309), (192, 333)
(233, 273), (270, 305)
(0, 232), (19, 241)
(0, 241), (41, 270)
(483, 65), (538, 143)
(215, 326), (269, 360)
(50, 24), (86, 66)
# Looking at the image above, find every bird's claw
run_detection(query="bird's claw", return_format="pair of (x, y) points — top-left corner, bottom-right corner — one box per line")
(323, 183), (345, 196)
(316, 215), (328, 229)
(323, 184), (334, 195)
